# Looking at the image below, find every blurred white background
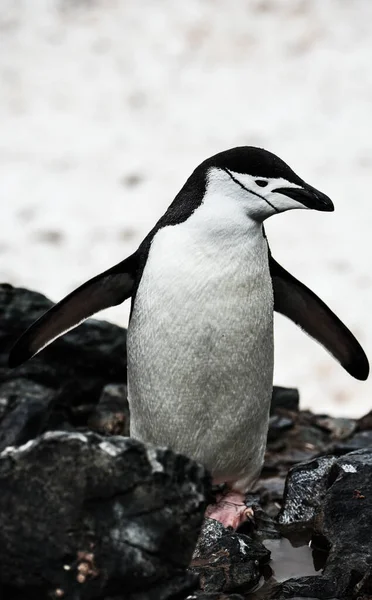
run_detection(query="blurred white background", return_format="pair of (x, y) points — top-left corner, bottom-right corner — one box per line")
(1, 0), (371, 416)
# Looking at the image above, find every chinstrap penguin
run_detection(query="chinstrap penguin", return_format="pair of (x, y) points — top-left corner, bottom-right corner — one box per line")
(9, 147), (369, 528)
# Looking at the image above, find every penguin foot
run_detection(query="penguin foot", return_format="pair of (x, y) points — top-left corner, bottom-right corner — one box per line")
(205, 490), (253, 529)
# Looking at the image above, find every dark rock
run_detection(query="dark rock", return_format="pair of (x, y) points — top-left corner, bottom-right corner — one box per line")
(270, 387), (299, 414)
(0, 285), (127, 423)
(355, 432), (372, 454)
(264, 411), (330, 477)
(193, 519), (227, 557)
(326, 430), (372, 455)
(358, 409), (372, 431)
(190, 518), (269, 593)
(238, 493), (280, 539)
(263, 447), (320, 478)
(108, 572), (198, 600)
(0, 431), (210, 599)
(88, 383), (129, 436)
(277, 456), (337, 530)
(0, 378), (55, 452)
(188, 593), (244, 600)
(0, 390), (9, 420)
(275, 449), (372, 599)
(255, 476), (285, 505)
(316, 450), (372, 597)
(253, 476), (286, 518)
(267, 415), (294, 442)
(270, 574), (338, 599)
(314, 415), (357, 440)
(251, 507), (281, 540)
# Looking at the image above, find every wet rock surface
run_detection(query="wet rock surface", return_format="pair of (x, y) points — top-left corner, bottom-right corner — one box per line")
(1, 285), (372, 600)
(88, 383), (130, 437)
(0, 378), (56, 452)
(277, 456), (338, 530)
(0, 284), (127, 426)
(190, 519), (270, 593)
(188, 593), (245, 600)
(0, 431), (207, 600)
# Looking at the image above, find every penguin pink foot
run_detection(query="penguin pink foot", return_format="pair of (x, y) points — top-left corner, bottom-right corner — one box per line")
(205, 490), (254, 529)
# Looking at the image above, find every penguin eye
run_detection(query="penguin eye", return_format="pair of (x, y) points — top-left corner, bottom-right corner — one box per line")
(255, 180), (268, 188)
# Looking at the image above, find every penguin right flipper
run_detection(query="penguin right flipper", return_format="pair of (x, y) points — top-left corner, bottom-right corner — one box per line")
(270, 255), (369, 381)
(8, 253), (138, 368)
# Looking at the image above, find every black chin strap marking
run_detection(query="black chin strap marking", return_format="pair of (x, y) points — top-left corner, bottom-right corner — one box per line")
(224, 168), (280, 214)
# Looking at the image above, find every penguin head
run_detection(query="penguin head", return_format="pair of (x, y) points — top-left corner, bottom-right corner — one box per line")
(200, 147), (334, 223)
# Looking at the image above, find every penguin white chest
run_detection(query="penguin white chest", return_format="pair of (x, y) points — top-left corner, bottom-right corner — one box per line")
(127, 204), (274, 489)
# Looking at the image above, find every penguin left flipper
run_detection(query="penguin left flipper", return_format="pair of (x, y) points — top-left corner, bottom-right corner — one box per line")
(269, 254), (369, 381)
(8, 253), (138, 368)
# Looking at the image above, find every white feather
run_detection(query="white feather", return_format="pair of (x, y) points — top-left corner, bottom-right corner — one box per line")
(127, 170), (274, 491)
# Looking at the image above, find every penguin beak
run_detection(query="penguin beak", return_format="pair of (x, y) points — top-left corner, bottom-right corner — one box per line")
(273, 184), (334, 212)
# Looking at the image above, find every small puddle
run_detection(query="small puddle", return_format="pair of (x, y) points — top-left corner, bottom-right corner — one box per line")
(246, 533), (330, 600)
(261, 536), (320, 581)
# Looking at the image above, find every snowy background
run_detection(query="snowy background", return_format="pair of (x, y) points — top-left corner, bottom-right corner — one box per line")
(1, 0), (371, 416)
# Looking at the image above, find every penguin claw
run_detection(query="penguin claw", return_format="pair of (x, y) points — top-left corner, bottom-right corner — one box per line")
(205, 490), (254, 530)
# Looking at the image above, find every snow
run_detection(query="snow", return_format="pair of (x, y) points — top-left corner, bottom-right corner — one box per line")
(341, 464), (357, 474)
(1, 0), (371, 416)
